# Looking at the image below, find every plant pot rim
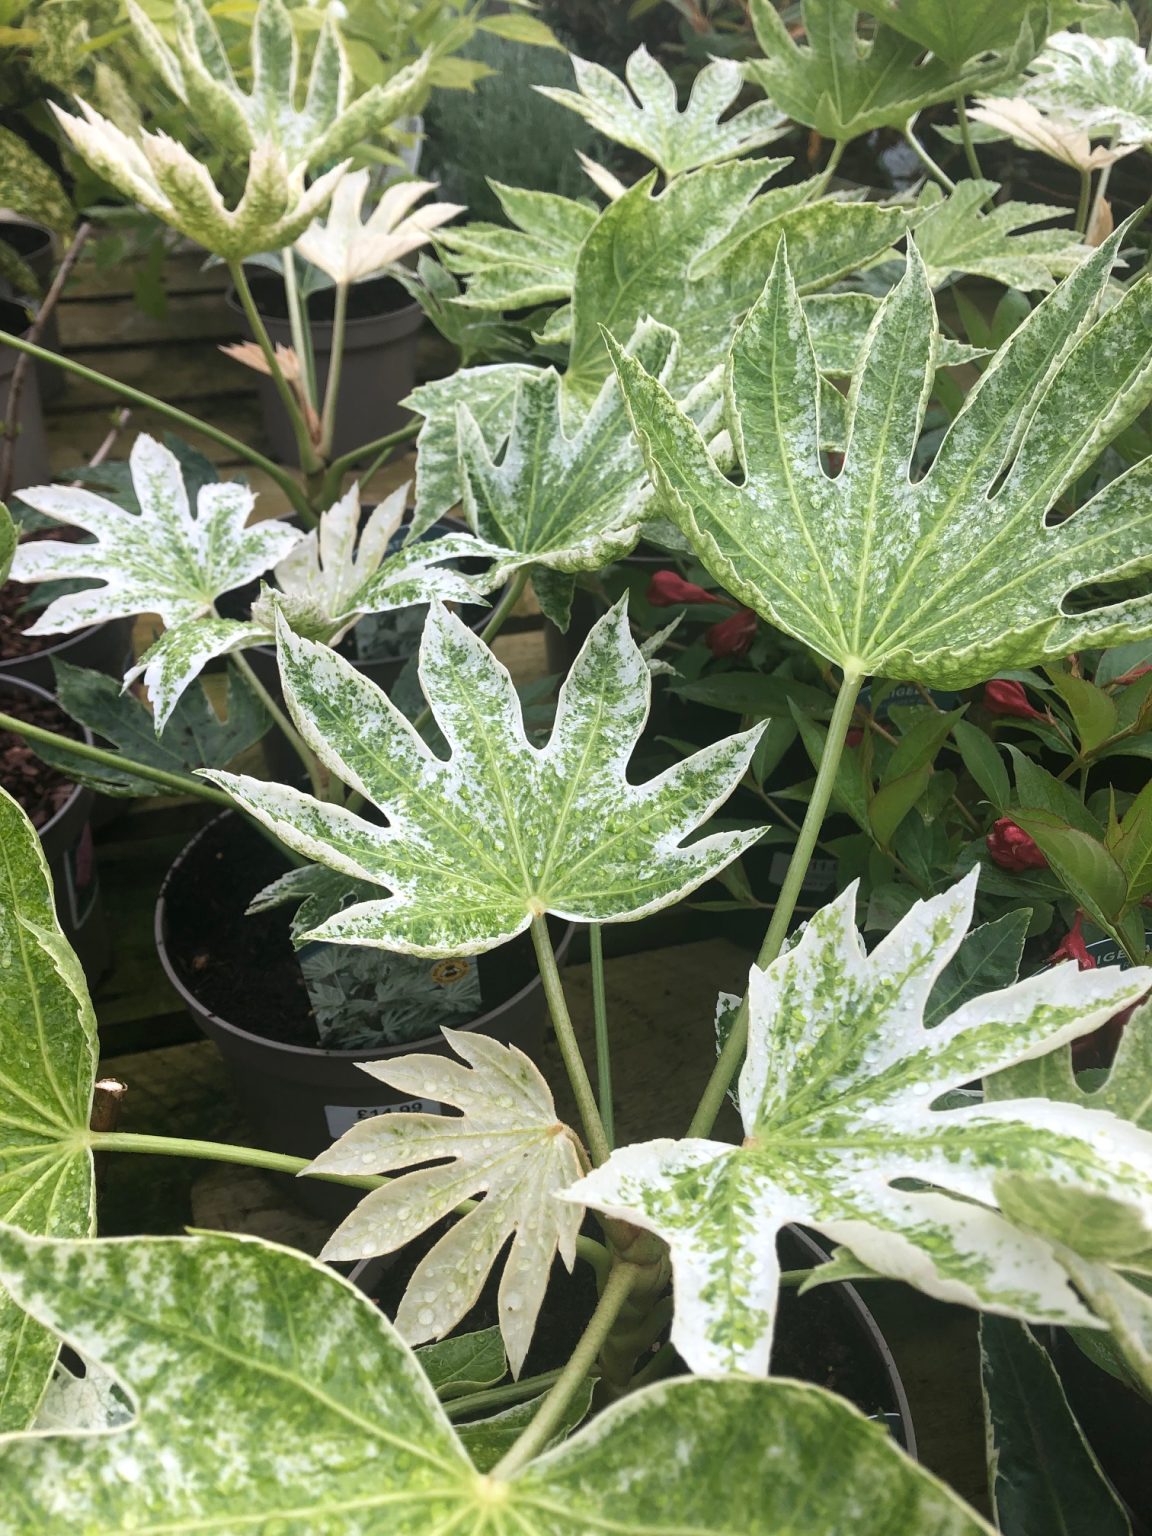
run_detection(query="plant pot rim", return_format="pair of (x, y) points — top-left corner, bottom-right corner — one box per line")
(224, 281), (422, 336)
(0, 673), (94, 840)
(0, 615), (113, 670)
(155, 809), (574, 1063)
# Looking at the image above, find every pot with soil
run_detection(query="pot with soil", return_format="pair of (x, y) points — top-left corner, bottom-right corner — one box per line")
(0, 219), (64, 402)
(155, 811), (574, 1218)
(1, 525), (133, 688)
(0, 297), (50, 492)
(0, 676), (109, 981)
(227, 272), (423, 465)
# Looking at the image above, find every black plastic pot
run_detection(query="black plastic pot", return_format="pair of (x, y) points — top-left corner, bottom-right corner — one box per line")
(155, 812), (574, 1217)
(0, 298), (50, 491)
(0, 676), (109, 981)
(0, 612), (133, 691)
(0, 221), (63, 402)
(227, 273), (423, 465)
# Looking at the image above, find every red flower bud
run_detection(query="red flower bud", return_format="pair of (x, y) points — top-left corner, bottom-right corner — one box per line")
(646, 570), (721, 608)
(705, 609), (757, 658)
(983, 680), (1045, 720)
(986, 818), (1049, 872)
(1111, 663), (1152, 688)
(1051, 910), (1096, 971)
(846, 728), (864, 748)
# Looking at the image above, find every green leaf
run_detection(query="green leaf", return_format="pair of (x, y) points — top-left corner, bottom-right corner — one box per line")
(909, 179), (1086, 293)
(536, 46), (787, 177)
(746, 0), (1040, 140)
(0, 789), (96, 1429)
(793, 706), (871, 829)
(476, 13), (562, 49)
(924, 909), (1031, 1027)
(311, 1030), (585, 1375)
(458, 1380), (594, 1472)
(206, 600), (766, 954)
(1010, 811), (1129, 937)
(1112, 780), (1152, 900)
(572, 871), (1152, 1375)
(954, 722), (1010, 810)
(0, 503), (14, 588)
(1046, 667), (1118, 753)
(979, 1315), (1131, 1535)
(35, 661), (269, 798)
(11, 435), (299, 727)
(609, 230), (1152, 689)
(416, 1328), (507, 1397)
(0, 1224), (995, 1533)
(0, 128), (73, 231)
(1009, 747), (1101, 835)
(438, 184), (597, 310)
(851, 0), (1060, 69)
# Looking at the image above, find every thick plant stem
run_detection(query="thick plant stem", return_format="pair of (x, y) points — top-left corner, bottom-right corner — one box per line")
(0, 329), (314, 523)
(228, 260), (322, 475)
(686, 671), (866, 1139)
(531, 914), (612, 1167)
(805, 138), (846, 200)
(904, 126), (956, 192)
(589, 923), (614, 1149)
(954, 96), (983, 181)
(231, 651), (328, 801)
(0, 711), (233, 806)
(319, 281), (349, 458)
(1075, 169), (1093, 235)
(492, 1262), (638, 1479)
(281, 252), (317, 410)
(326, 418), (420, 477)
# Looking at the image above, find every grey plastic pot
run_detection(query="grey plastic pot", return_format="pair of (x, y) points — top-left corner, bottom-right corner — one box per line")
(155, 812), (574, 1218)
(0, 675), (109, 982)
(0, 613), (133, 691)
(227, 275), (423, 465)
(0, 220), (63, 402)
(0, 298), (50, 491)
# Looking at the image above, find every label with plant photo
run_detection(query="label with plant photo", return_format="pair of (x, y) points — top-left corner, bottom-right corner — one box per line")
(297, 942), (482, 1051)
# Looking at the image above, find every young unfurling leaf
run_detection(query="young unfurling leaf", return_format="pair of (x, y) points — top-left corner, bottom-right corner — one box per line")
(205, 600), (765, 955)
(311, 1029), (584, 1375)
(570, 871), (1152, 1376)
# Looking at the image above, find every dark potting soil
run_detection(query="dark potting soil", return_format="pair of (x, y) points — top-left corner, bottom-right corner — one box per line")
(247, 272), (413, 325)
(163, 813), (547, 1049)
(0, 684), (81, 827)
(0, 577), (55, 658)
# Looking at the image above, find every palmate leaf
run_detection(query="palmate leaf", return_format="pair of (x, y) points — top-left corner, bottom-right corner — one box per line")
(849, 0), (1064, 70)
(0, 1227), (993, 1534)
(536, 46), (787, 178)
(1018, 29), (1152, 145)
(205, 601), (765, 955)
(0, 790), (96, 1430)
(610, 230), (1152, 691)
(569, 870), (1152, 1377)
(437, 184), (597, 311)
(746, 0), (1042, 142)
(310, 1030), (585, 1374)
(909, 179), (1087, 292)
(10, 434), (300, 727)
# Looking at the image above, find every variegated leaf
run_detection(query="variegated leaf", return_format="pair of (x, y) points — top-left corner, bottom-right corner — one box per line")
(968, 96), (1138, 173)
(11, 434), (300, 726)
(437, 184), (597, 311)
(0, 1226), (993, 1533)
(295, 169), (462, 286)
(610, 231), (1152, 690)
(1018, 29), (1152, 145)
(204, 600), (765, 954)
(311, 1030), (584, 1374)
(537, 46), (787, 178)
(849, 0), (1060, 70)
(746, 0), (1042, 141)
(909, 179), (1087, 292)
(0, 503), (13, 587)
(0, 790), (96, 1430)
(803, 292), (988, 374)
(569, 870), (1152, 1376)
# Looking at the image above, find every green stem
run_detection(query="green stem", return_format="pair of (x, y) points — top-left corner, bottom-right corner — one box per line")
(231, 651), (328, 801)
(492, 1263), (638, 1479)
(281, 252), (318, 411)
(228, 260), (321, 475)
(1086, 145), (1117, 240)
(805, 138), (846, 200)
(589, 923), (614, 1150)
(0, 710), (233, 806)
(443, 1367), (576, 1417)
(319, 281), (349, 458)
(325, 418), (420, 478)
(530, 914), (611, 1167)
(687, 671), (866, 1139)
(954, 95), (983, 181)
(0, 328), (314, 523)
(1075, 169), (1094, 235)
(408, 570), (530, 737)
(904, 125), (956, 192)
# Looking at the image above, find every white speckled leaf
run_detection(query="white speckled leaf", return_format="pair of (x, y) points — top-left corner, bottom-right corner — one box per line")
(0, 790), (96, 1430)
(909, 179), (1086, 292)
(437, 184), (597, 311)
(312, 1030), (584, 1374)
(569, 870), (1152, 1376)
(1018, 30), (1152, 145)
(849, 0), (1056, 69)
(803, 292), (987, 374)
(747, 0), (1042, 139)
(611, 231), (1152, 689)
(537, 46), (787, 177)
(205, 600), (765, 954)
(0, 1225), (994, 1533)
(11, 434), (299, 722)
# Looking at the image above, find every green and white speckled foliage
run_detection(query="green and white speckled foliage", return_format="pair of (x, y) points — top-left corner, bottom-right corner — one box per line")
(536, 46), (788, 178)
(746, 0), (1045, 141)
(1015, 28), (1152, 145)
(610, 231), (1152, 689)
(204, 601), (766, 955)
(437, 184), (597, 312)
(569, 870), (1152, 1377)
(0, 504), (13, 587)
(125, 0), (429, 167)
(311, 1029), (585, 1374)
(0, 1226), (994, 1534)
(910, 179), (1087, 292)
(10, 434), (301, 728)
(0, 790), (96, 1431)
(849, 0), (1061, 70)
